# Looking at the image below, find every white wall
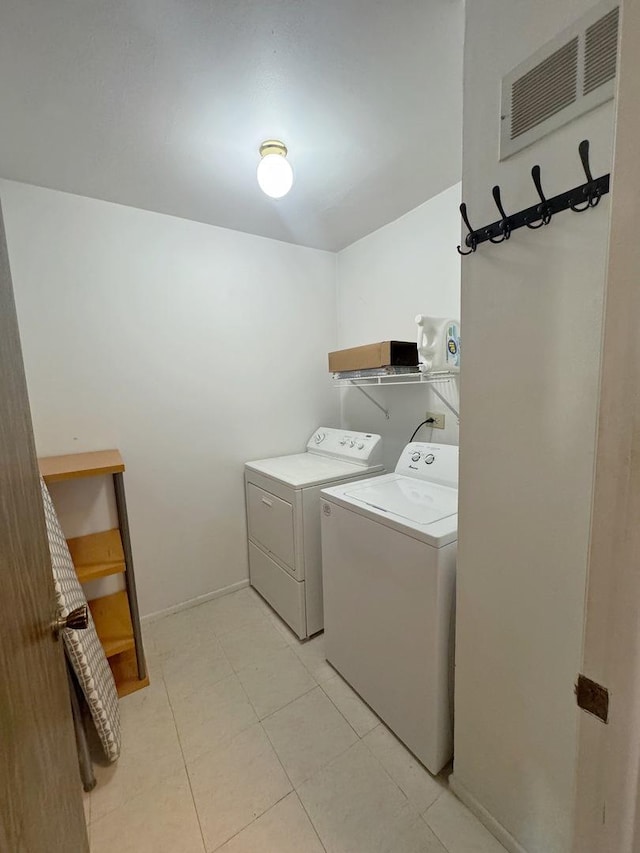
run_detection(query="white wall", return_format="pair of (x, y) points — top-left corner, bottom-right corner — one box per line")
(1, 180), (338, 617)
(452, 3), (615, 853)
(336, 184), (462, 470)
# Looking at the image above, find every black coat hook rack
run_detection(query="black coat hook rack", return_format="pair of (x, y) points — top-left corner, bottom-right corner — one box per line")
(457, 140), (610, 256)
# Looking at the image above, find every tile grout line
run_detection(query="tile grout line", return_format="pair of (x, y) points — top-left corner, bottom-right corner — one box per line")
(287, 634), (341, 685)
(212, 610), (274, 644)
(292, 649), (336, 685)
(169, 610), (304, 853)
(118, 596), (303, 851)
(225, 638), (295, 679)
(421, 788), (456, 846)
(304, 727), (443, 852)
(356, 729), (421, 815)
(317, 678), (376, 741)
(241, 611), (379, 793)
(257, 717), (336, 852)
(151, 591), (267, 649)
(88, 666), (193, 834)
(422, 788), (447, 819)
(230, 662), (300, 793)
(250, 663), (357, 803)
(221, 626), (320, 721)
(297, 733), (365, 790)
(163, 647), (220, 853)
(289, 790), (329, 853)
(419, 795), (454, 853)
(361, 724), (450, 819)
(420, 811), (456, 853)
(112, 594), (475, 853)
(154, 594), (399, 853)
(86, 677), (180, 829)
(208, 790), (293, 853)
(214, 621), (290, 674)
(309, 656), (452, 828)
(254, 681), (318, 723)
(287, 733), (421, 852)
(212, 610), (329, 853)
(196, 649), (299, 851)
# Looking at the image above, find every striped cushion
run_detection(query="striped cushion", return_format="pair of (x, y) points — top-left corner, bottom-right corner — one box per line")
(41, 478), (121, 763)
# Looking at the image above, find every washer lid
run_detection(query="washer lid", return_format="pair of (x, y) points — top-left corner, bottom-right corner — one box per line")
(342, 476), (458, 525)
(246, 453), (383, 488)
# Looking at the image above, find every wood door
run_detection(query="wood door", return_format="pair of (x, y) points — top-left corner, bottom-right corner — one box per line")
(0, 198), (88, 852)
(572, 2), (640, 851)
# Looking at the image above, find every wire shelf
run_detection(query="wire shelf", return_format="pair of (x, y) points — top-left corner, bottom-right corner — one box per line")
(332, 370), (460, 420)
(331, 371), (458, 388)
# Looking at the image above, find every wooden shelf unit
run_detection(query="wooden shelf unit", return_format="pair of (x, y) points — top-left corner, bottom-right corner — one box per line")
(89, 591), (136, 659)
(39, 449), (148, 698)
(67, 529), (126, 583)
(39, 449), (125, 483)
(110, 648), (150, 698)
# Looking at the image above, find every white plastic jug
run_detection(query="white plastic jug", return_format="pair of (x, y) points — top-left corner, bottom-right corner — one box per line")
(415, 315), (461, 373)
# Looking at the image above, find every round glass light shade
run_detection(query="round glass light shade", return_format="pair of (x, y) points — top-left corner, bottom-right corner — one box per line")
(257, 152), (293, 199)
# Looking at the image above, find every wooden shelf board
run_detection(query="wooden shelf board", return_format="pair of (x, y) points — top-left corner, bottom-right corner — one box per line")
(67, 529), (126, 583)
(75, 561), (125, 584)
(39, 449), (124, 484)
(109, 648), (150, 698)
(116, 674), (150, 699)
(88, 591), (135, 659)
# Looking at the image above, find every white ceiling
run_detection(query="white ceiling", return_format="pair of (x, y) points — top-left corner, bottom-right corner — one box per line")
(0, 1), (464, 251)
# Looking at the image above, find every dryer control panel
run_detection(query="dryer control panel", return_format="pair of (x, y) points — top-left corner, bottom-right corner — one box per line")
(396, 442), (458, 488)
(307, 428), (382, 466)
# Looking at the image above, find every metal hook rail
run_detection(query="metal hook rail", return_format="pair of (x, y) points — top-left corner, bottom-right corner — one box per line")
(457, 140), (610, 256)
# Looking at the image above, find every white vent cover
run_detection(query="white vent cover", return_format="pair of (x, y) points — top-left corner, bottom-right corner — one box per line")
(501, 0), (619, 160)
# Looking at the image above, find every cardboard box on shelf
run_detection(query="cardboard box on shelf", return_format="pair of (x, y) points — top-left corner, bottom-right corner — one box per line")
(328, 341), (418, 373)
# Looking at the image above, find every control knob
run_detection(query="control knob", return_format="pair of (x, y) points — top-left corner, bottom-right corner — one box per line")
(411, 452), (421, 462)
(425, 453), (435, 464)
(357, 442), (364, 450)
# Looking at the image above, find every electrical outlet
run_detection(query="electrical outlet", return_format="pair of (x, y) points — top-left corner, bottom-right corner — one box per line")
(425, 411), (445, 430)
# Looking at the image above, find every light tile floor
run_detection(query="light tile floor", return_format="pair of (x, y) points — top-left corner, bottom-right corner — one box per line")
(85, 587), (507, 853)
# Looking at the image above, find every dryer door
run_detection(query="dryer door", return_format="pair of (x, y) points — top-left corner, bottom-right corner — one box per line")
(247, 483), (296, 575)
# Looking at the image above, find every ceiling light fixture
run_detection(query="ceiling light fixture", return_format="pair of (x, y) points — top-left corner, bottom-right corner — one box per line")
(257, 140), (293, 199)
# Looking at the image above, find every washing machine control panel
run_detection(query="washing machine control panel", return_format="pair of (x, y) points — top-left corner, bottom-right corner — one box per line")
(396, 442), (458, 488)
(307, 428), (383, 466)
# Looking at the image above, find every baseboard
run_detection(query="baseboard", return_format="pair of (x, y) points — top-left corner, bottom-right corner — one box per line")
(449, 774), (529, 853)
(141, 579), (250, 624)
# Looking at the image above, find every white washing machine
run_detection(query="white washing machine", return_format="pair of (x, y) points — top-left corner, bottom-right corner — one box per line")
(320, 441), (458, 774)
(245, 428), (383, 639)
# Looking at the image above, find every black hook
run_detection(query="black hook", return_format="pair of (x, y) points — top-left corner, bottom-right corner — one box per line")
(457, 242), (475, 256)
(457, 203), (477, 255)
(489, 185), (510, 242)
(571, 140), (596, 212)
(526, 165), (552, 228)
(460, 202), (474, 233)
(578, 139), (594, 182)
(589, 185), (603, 208)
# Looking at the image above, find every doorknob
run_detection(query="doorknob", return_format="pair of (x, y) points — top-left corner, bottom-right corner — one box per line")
(53, 605), (89, 638)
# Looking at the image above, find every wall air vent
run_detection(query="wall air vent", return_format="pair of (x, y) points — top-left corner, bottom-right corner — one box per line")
(510, 38), (579, 141)
(501, 0), (619, 160)
(584, 7), (619, 95)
